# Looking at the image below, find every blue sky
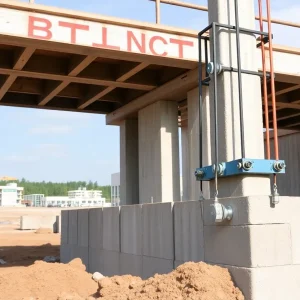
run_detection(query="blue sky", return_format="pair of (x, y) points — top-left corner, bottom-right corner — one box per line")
(0, 0), (299, 184)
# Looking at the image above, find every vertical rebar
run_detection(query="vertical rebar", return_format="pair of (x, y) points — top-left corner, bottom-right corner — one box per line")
(266, 0), (279, 191)
(258, 0), (270, 159)
(266, 0), (279, 161)
(198, 33), (203, 195)
(234, 0), (246, 158)
(212, 22), (219, 201)
(198, 34), (203, 169)
(155, 0), (161, 24)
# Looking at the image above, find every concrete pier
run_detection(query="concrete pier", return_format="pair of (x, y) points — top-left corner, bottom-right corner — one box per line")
(138, 101), (180, 204)
(207, 0), (270, 197)
(120, 118), (139, 205)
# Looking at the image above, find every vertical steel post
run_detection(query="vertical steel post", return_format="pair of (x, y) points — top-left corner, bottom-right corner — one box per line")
(155, 0), (161, 24)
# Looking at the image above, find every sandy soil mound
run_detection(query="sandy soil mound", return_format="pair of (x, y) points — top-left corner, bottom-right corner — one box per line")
(0, 258), (244, 300)
(0, 258), (98, 300)
(98, 262), (244, 300)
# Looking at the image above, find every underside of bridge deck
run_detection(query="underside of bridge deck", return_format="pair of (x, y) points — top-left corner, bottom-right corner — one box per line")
(0, 2), (299, 131)
(1, 42), (300, 131)
(0, 43), (192, 115)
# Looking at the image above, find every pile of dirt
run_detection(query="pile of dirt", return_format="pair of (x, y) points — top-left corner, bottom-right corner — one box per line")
(98, 262), (244, 300)
(0, 258), (98, 300)
(0, 258), (244, 300)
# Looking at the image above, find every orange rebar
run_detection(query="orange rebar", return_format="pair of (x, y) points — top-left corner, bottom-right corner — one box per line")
(266, 0), (279, 187)
(258, 0), (270, 160)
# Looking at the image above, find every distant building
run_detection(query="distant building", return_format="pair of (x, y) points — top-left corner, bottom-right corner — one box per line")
(42, 196), (69, 207)
(67, 187), (107, 207)
(24, 187), (108, 208)
(0, 183), (23, 207)
(23, 194), (45, 207)
(111, 173), (120, 206)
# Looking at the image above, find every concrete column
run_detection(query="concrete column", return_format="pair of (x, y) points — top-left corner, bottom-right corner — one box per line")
(188, 87), (211, 200)
(207, 0), (270, 197)
(181, 125), (189, 201)
(138, 101), (180, 203)
(120, 119), (139, 205)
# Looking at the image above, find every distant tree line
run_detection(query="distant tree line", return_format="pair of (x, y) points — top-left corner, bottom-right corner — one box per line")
(0, 178), (111, 200)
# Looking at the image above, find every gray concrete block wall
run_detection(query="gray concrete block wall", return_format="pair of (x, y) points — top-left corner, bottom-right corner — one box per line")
(20, 215), (59, 232)
(142, 202), (174, 260)
(61, 196), (300, 299)
(103, 207), (120, 252)
(77, 209), (89, 268)
(89, 208), (103, 250)
(121, 204), (142, 255)
(68, 210), (78, 261)
(78, 209), (89, 247)
(61, 210), (69, 245)
(204, 224), (292, 267)
(174, 201), (204, 263)
(60, 210), (70, 263)
(88, 208), (103, 273)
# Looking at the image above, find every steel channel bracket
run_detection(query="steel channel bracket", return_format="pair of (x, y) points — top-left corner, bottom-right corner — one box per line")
(195, 158), (286, 181)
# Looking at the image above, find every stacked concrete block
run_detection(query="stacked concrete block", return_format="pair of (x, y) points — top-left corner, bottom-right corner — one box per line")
(68, 210), (78, 261)
(88, 208), (103, 273)
(20, 215), (59, 232)
(120, 204), (143, 276)
(173, 201), (204, 267)
(77, 209), (89, 268)
(204, 224), (292, 267)
(227, 264), (300, 300)
(142, 202), (174, 279)
(60, 210), (70, 263)
(102, 207), (120, 276)
(202, 195), (298, 299)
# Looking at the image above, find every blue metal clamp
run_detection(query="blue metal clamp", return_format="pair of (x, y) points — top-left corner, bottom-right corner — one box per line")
(195, 158), (286, 181)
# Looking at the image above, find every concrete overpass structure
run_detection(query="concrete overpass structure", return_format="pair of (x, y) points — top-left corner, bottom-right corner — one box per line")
(1, 0), (300, 202)
(2, 0), (300, 298)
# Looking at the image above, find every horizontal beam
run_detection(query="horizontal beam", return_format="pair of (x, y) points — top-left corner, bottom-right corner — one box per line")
(0, 47), (35, 101)
(78, 62), (150, 109)
(38, 55), (97, 106)
(0, 92), (115, 114)
(0, 67), (156, 91)
(106, 67), (198, 125)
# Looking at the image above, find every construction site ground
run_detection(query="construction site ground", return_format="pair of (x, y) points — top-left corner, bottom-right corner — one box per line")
(0, 207), (244, 300)
(0, 207), (61, 273)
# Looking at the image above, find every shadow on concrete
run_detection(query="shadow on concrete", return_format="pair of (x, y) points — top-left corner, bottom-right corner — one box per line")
(0, 243), (60, 268)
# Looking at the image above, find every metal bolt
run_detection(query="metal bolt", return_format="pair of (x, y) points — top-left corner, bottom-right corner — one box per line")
(195, 169), (205, 177)
(273, 161), (285, 172)
(243, 161), (253, 171)
(237, 162), (242, 169)
(212, 163), (224, 175)
(207, 62), (223, 75)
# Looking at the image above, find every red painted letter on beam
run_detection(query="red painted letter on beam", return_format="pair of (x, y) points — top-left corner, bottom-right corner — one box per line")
(28, 16), (52, 40)
(169, 38), (194, 59)
(149, 36), (167, 56)
(93, 27), (120, 50)
(127, 31), (146, 53)
(58, 21), (89, 44)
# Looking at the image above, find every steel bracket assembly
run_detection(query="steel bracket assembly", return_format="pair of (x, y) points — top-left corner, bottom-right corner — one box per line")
(195, 158), (286, 181)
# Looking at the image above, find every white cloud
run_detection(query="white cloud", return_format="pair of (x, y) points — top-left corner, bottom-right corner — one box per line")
(28, 125), (72, 135)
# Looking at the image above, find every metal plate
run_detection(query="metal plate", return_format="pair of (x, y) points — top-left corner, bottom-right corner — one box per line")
(195, 158), (286, 181)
